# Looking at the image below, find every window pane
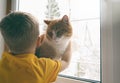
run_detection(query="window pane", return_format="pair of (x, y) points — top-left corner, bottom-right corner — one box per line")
(60, 19), (100, 81)
(18, 0), (100, 81)
(70, 0), (100, 20)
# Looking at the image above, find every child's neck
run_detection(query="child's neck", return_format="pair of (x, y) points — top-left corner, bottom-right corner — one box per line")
(10, 49), (35, 55)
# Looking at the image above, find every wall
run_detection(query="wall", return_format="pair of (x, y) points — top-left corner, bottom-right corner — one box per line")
(0, 0), (6, 19)
(112, 1), (120, 83)
(0, 0), (6, 57)
(101, 0), (120, 83)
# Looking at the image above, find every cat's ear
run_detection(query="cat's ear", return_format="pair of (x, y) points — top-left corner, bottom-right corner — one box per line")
(62, 15), (69, 23)
(44, 20), (51, 25)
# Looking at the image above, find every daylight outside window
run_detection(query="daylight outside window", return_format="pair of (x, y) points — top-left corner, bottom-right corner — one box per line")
(18, 0), (100, 81)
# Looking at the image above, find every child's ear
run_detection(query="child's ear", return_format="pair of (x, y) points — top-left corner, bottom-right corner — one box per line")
(36, 34), (44, 48)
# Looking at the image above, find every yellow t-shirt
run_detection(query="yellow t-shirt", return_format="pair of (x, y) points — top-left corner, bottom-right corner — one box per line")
(0, 52), (61, 83)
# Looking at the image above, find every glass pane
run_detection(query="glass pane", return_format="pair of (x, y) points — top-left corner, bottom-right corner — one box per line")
(60, 19), (100, 81)
(18, 0), (100, 81)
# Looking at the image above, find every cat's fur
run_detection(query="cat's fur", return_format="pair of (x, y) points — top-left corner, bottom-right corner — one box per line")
(35, 15), (72, 59)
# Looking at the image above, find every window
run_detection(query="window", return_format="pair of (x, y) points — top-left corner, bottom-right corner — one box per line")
(16, 0), (100, 82)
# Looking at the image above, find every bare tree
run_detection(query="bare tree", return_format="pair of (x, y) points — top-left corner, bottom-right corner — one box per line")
(45, 0), (60, 20)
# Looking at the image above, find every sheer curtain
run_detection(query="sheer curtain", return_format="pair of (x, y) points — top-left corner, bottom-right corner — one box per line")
(101, 0), (120, 83)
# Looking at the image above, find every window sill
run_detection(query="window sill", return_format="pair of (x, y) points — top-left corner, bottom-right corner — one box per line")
(55, 75), (100, 83)
(55, 76), (86, 83)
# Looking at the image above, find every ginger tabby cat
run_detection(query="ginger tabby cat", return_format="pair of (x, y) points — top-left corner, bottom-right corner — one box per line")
(35, 15), (72, 59)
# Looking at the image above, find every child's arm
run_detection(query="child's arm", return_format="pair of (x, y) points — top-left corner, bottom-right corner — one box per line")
(59, 41), (72, 72)
(38, 42), (71, 82)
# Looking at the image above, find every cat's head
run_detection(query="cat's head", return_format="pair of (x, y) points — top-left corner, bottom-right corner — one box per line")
(44, 15), (72, 42)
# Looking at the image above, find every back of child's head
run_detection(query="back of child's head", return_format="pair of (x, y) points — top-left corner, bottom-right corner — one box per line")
(0, 11), (39, 54)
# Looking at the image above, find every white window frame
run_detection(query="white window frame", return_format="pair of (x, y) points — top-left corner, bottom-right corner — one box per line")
(0, 0), (119, 83)
(11, 0), (101, 83)
(11, 0), (120, 83)
(11, 0), (19, 11)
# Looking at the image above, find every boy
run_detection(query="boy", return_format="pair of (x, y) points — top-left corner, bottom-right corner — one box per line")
(0, 11), (71, 83)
